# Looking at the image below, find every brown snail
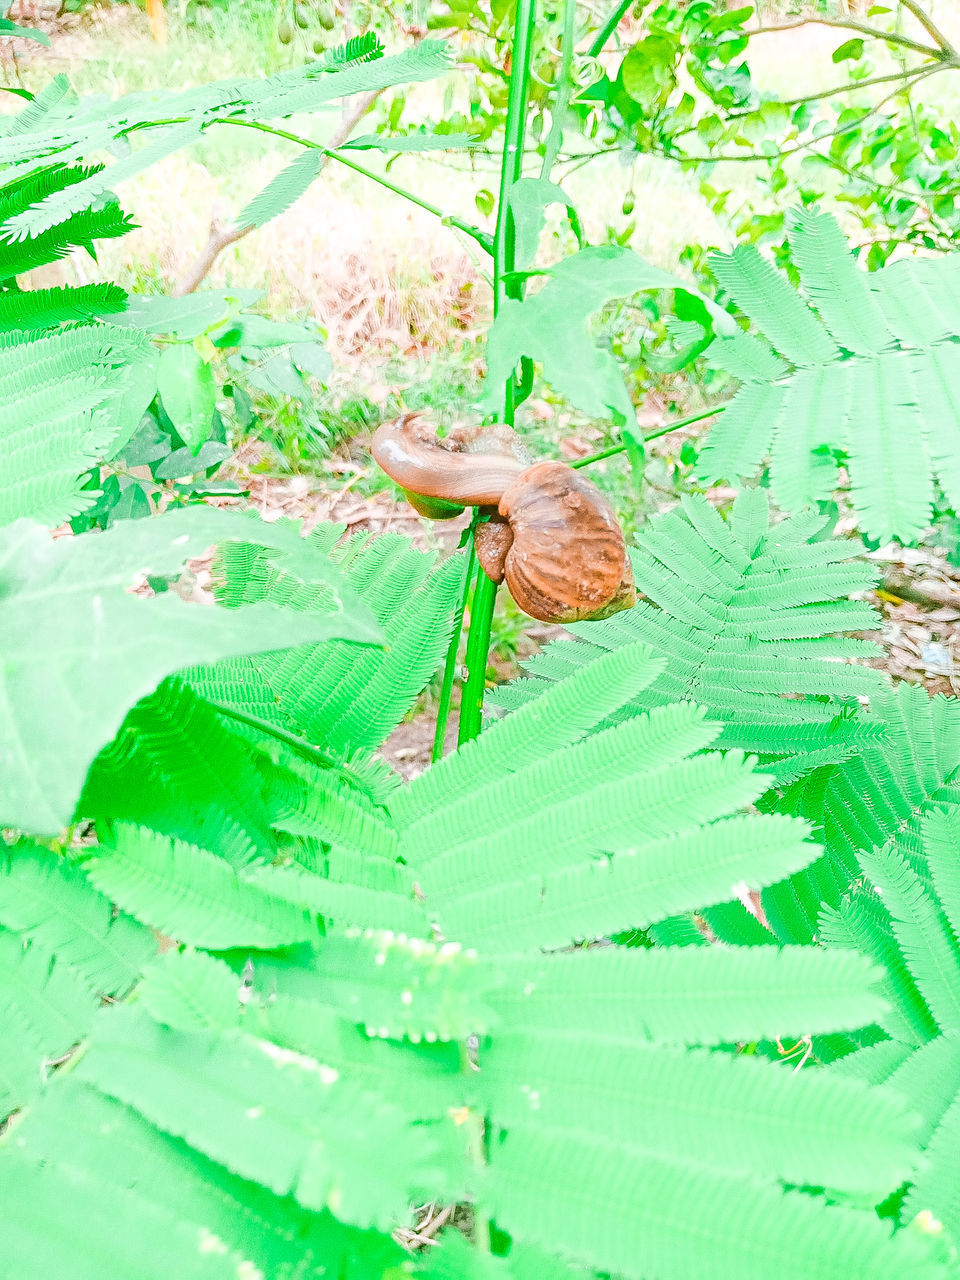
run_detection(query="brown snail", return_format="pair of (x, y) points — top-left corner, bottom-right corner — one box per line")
(370, 414), (636, 625)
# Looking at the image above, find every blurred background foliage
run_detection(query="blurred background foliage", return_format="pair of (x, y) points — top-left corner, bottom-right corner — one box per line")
(7, 0), (960, 674)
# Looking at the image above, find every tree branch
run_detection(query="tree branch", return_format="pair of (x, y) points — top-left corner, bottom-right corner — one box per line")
(898, 0), (958, 59)
(681, 60), (946, 140)
(775, 63), (943, 107)
(174, 88), (382, 297)
(672, 62), (946, 164)
(748, 15), (940, 59)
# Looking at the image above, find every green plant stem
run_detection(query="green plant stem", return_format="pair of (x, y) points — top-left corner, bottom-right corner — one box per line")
(432, 543), (476, 762)
(210, 702), (368, 789)
(211, 117), (494, 254)
(433, 404), (719, 754)
(458, 568), (499, 746)
(587, 0), (635, 56)
(540, 0), (577, 179)
(571, 404), (725, 469)
(493, 4), (537, 316)
(457, 0), (537, 750)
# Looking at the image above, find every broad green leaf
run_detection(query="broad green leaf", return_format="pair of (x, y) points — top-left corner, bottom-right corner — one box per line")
(507, 176), (579, 270)
(156, 344), (217, 453)
(0, 509), (381, 833)
(103, 349), (160, 459)
(483, 245), (733, 427)
(112, 289), (264, 339)
(621, 35), (678, 104)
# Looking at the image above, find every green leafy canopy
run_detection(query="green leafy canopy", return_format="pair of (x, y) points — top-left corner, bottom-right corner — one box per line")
(3, 16), (960, 1280)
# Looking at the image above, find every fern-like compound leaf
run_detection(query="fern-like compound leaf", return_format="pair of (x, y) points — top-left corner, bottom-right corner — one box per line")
(698, 208), (960, 543)
(138, 948), (242, 1033)
(82, 825), (318, 949)
(765, 682), (960, 945)
(317, 32), (385, 69)
(191, 530), (459, 754)
(234, 148), (323, 231)
(484, 1131), (940, 1280)
(0, 44), (455, 240)
(76, 1005), (444, 1230)
(0, 841), (154, 995)
(0, 323), (154, 527)
(489, 489), (883, 784)
(79, 678), (280, 865)
(480, 1032), (916, 1194)
(394, 639), (667, 826)
(2, 514), (950, 1277)
(0, 1154), (243, 1280)
(0, 283), (126, 332)
(1, 1079), (404, 1280)
(0, 162), (136, 279)
(0, 927), (98, 1114)
(819, 717), (960, 1246)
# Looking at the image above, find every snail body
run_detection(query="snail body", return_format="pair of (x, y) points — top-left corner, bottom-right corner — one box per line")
(371, 415), (636, 624)
(371, 414), (530, 510)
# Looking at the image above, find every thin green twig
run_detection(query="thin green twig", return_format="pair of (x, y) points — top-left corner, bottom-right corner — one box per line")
(541, 0), (577, 178)
(211, 117), (494, 254)
(431, 542), (476, 762)
(571, 404), (726, 469)
(211, 702), (370, 791)
(587, 0), (635, 56)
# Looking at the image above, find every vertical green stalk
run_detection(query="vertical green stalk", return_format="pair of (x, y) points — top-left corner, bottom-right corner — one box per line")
(431, 543), (476, 762)
(541, 0), (577, 179)
(587, 0), (634, 56)
(456, 0), (538, 748)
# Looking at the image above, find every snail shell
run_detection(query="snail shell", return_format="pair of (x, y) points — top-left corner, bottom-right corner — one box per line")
(496, 461), (633, 624)
(370, 415), (636, 625)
